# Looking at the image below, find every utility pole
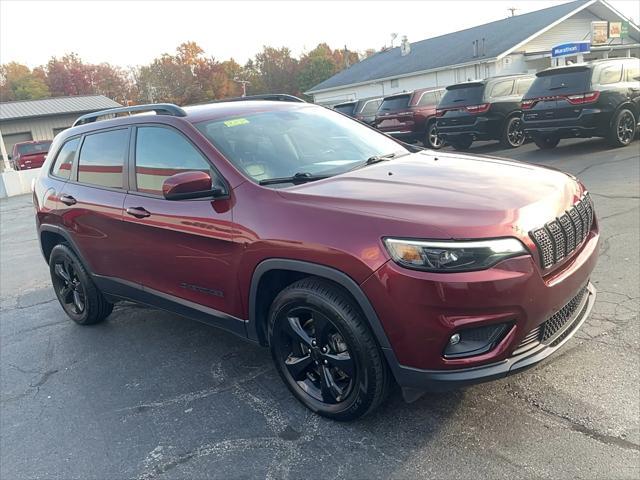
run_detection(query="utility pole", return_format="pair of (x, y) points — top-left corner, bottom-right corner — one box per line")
(234, 77), (250, 97)
(507, 7), (518, 17)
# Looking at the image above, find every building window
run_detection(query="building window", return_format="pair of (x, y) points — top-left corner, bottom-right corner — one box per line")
(390, 79), (399, 88)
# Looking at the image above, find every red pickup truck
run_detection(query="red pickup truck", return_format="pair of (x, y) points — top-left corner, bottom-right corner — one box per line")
(10, 140), (52, 170)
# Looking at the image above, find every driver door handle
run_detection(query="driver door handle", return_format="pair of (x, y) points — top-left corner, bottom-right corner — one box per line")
(126, 207), (151, 219)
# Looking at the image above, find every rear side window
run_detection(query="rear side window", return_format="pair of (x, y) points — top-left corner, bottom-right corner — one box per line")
(379, 95), (410, 112)
(527, 69), (591, 97)
(489, 80), (514, 98)
(333, 103), (356, 115)
(51, 138), (79, 180)
(595, 63), (623, 85)
(439, 84), (485, 108)
(77, 129), (128, 189)
(135, 126), (213, 195)
(516, 78), (534, 95)
(359, 99), (381, 115)
(626, 61), (640, 82)
(417, 91), (438, 106)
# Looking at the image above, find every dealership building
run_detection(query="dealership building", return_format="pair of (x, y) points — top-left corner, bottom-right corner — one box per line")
(307, 0), (639, 105)
(0, 95), (121, 171)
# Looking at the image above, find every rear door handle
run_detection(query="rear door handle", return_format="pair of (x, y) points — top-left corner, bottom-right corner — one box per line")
(60, 194), (77, 206)
(126, 207), (151, 219)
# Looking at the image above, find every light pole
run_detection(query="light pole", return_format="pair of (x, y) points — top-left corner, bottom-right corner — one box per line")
(234, 78), (251, 97)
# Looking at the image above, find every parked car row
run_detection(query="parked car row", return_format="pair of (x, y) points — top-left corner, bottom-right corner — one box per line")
(334, 57), (639, 151)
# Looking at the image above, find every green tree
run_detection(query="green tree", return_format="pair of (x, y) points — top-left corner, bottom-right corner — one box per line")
(0, 62), (50, 101)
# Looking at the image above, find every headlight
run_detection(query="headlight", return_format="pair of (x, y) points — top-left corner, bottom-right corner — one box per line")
(383, 237), (527, 272)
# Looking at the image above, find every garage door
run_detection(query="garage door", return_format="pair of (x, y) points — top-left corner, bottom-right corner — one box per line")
(3, 131), (33, 157)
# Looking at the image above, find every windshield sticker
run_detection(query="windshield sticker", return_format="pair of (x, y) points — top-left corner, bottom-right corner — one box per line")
(224, 118), (250, 127)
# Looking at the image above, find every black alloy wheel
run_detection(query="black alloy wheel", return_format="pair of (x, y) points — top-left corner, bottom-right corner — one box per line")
(609, 109), (636, 147)
(52, 258), (86, 316)
(268, 278), (391, 421)
(49, 243), (113, 325)
(426, 122), (444, 149)
(273, 306), (356, 405)
(502, 116), (525, 148)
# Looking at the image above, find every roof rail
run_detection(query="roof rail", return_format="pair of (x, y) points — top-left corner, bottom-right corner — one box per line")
(210, 94), (306, 104)
(72, 103), (187, 127)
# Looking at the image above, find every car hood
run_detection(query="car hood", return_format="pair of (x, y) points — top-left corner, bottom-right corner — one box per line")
(277, 151), (583, 239)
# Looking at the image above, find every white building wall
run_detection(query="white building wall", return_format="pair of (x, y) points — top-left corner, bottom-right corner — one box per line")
(313, 61), (498, 105)
(0, 113), (78, 145)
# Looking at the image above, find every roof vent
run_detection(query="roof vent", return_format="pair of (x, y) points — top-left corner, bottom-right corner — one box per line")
(400, 36), (411, 56)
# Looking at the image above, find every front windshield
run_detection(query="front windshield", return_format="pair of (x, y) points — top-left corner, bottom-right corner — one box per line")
(196, 105), (407, 185)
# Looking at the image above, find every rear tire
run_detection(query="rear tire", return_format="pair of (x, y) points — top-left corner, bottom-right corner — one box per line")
(501, 116), (525, 148)
(425, 121), (444, 149)
(533, 135), (560, 150)
(607, 108), (636, 147)
(49, 244), (113, 325)
(448, 136), (473, 150)
(268, 277), (392, 421)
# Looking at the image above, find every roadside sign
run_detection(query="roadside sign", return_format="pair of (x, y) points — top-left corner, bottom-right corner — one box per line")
(591, 21), (609, 44)
(551, 41), (591, 58)
(621, 21), (629, 39)
(609, 21), (622, 38)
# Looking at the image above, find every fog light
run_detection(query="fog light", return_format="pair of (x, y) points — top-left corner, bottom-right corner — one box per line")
(443, 323), (510, 359)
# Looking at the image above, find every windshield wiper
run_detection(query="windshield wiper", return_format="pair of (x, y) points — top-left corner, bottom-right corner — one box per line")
(348, 151), (409, 172)
(258, 172), (331, 186)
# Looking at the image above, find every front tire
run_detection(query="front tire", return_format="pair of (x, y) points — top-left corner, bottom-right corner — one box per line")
(533, 135), (560, 150)
(501, 116), (525, 148)
(49, 244), (113, 325)
(607, 109), (636, 147)
(268, 278), (391, 421)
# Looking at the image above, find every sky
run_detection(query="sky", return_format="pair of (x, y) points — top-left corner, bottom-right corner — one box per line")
(1, 0), (638, 68)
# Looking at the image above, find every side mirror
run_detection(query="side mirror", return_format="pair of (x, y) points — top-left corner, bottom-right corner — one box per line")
(162, 171), (223, 200)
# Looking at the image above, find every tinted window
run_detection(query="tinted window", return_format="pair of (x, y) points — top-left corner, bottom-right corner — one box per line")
(526, 69), (590, 97)
(379, 95), (410, 112)
(359, 100), (381, 115)
(51, 138), (79, 180)
(439, 84), (485, 108)
(17, 141), (51, 155)
(417, 91), (438, 106)
(489, 80), (514, 98)
(516, 78), (534, 95)
(595, 63), (622, 85)
(77, 129), (128, 189)
(135, 126), (213, 195)
(333, 103), (356, 115)
(196, 106), (407, 185)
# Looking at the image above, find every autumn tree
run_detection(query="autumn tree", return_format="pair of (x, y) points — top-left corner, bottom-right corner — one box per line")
(296, 43), (361, 96)
(251, 46), (299, 95)
(0, 62), (50, 101)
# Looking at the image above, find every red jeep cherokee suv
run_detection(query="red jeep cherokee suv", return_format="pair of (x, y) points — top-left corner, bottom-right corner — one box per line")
(34, 96), (599, 421)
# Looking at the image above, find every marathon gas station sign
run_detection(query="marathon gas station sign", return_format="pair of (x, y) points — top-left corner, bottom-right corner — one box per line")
(551, 41), (591, 58)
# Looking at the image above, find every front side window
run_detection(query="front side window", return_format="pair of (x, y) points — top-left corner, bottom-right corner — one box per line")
(77, 129), (128, 189)
(196, 105), (408, 185)
(135, 126), (214, 195)
(51, 138), (79, 180)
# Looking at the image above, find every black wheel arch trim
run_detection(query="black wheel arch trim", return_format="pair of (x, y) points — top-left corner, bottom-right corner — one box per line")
(39, 224), (93, 271)
(248, 259), (394, 352)
(610, 102), (638, 128)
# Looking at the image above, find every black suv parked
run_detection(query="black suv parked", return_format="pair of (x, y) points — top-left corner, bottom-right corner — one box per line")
(333, 97), (383, 125)
(522, 58), (640, 149)
(436, 74), (535, 150)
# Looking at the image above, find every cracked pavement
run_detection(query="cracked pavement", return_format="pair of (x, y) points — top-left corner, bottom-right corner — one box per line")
(1, 137), (638, 479)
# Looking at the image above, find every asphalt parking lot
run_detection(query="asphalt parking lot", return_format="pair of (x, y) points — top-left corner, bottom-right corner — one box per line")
(1, 137), (639, 479)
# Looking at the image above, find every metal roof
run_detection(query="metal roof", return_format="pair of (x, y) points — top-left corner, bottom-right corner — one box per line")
(0, 95), (122, 122)
(308, 0), (592, 93)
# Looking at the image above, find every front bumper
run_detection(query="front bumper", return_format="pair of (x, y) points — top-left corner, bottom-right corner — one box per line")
(393, 283), (595, 393)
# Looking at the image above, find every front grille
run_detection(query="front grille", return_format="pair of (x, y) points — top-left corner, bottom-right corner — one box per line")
(514, 286), (588, 354)
(529, 193), (594, 269)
